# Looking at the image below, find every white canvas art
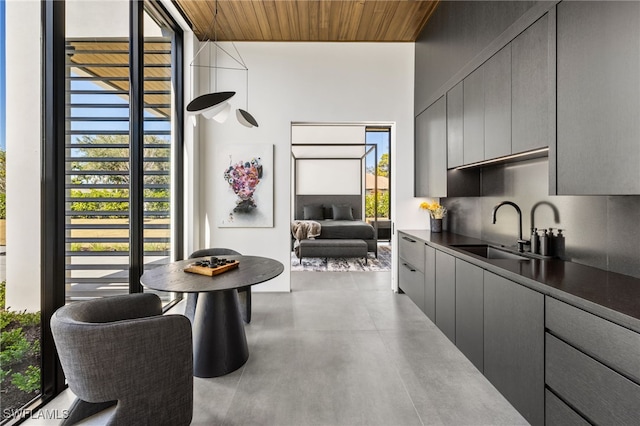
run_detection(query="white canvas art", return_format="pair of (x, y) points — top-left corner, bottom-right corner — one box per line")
(217, 144), (274, 227)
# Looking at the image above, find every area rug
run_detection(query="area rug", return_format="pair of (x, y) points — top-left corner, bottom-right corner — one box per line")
(290, 244), (391, 272)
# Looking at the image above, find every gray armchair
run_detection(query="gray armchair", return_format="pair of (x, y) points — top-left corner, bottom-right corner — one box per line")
(50, 293), (193, 426)
(186, 248), (252, 323)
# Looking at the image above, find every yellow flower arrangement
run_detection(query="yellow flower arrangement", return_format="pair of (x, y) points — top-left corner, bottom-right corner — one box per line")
(419, 200), (447, 219)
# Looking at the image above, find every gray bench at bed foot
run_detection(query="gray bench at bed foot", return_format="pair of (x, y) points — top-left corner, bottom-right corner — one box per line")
(299, 239), (368, 264)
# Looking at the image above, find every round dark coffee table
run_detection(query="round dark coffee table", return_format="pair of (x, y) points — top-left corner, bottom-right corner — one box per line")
(141, 255), (284, 378)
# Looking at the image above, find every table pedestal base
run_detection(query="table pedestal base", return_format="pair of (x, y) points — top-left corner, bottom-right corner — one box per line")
(192, 289), (248, 378)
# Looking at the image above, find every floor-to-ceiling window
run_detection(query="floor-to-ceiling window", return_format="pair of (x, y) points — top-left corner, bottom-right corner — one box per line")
(1, 0), (44, 421)
(65, 0), (133, 302)
(0, 1), (183, 423)
(64, 1), (181, 304)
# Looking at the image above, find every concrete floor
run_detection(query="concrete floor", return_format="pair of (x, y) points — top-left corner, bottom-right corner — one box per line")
(25, 271), (527, 425)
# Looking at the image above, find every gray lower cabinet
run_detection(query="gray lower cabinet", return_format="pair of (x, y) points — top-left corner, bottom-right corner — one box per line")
(435, 250), (456, 343)
(545, 389), (589, 426)
(424, 245), (436, 323)
(399, 261), (425, 313)
(483, 45), (511, 160)
(545, 296), (640, 425)
(454, 259), (483, 372)
(446, 81), (464, 169)
(398, 233), (426, 313)
(556, 1), (640, 194)
(546, 333), (640, 425)
(415, 96), (447, 197)
(546, 297), (640, 383)
(463, 67), (484, 165)
(511, 13), (550, 154)
(483, 271), (544, 426)
(398, 234), (425, 273)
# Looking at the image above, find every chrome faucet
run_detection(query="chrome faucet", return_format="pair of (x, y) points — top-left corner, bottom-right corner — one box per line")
(492, 201), (529, 252)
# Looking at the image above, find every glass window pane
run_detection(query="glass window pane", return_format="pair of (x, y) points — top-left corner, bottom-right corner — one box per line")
(142, 8), (175, 305)
(365, 128), (391, 220)
(2, 0), (42, 417)
(65, 1), (131, 302)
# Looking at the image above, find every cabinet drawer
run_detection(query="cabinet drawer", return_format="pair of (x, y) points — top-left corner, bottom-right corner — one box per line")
(399, 261), (425, 313)
(545, 390), (589, 426)
(546, 297), (640, 383)
(398, 234), (425, 272)
(546, 333), (640, 425)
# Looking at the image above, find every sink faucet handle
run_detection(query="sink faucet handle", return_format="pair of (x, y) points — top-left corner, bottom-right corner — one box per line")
(516, 239), (530, 253)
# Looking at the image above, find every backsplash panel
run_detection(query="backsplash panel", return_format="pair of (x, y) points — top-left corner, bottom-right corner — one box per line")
(443, 158), (640, 278)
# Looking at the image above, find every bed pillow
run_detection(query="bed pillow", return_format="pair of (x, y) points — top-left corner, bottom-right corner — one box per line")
(303, 204), (324, 220)
(332, 204), (354, 221)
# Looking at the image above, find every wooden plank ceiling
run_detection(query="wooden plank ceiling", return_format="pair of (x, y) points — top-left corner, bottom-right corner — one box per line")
(174, 0), (439, 42)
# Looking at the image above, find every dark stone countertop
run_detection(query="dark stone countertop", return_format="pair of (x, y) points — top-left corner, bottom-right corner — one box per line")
(399, 230), (640, 334)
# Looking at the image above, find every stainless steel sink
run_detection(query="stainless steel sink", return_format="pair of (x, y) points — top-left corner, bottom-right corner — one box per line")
(451, 244), (530, 261)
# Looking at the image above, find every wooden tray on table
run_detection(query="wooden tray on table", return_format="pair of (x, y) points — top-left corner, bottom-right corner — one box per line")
(184, 259), (239, 277)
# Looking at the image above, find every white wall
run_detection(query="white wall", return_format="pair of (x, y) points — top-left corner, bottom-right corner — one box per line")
(296, 159), (362, 195)
(195, 42), (421, 292)
(5, 1), (41, 311)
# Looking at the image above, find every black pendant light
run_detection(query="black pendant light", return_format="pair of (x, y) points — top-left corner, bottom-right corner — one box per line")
(186, 0), (258, 127)
(186, 91), (235, 114)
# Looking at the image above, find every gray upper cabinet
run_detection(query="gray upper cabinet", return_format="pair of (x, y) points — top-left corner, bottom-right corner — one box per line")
(512, 13), (549, 154)
(484, 271), (544, 426)
(447, 81), (464, 169)
(557, 1), (640, 195)
(483, 45), (511, 160)
(415, 96), (447, 197)
(463, 67), (484, 165)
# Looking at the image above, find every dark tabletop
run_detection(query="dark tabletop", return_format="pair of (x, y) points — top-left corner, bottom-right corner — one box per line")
(140, 255), (284, 293)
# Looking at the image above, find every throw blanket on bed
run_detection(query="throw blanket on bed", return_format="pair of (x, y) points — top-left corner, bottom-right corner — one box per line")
(291, 220), (322, 258)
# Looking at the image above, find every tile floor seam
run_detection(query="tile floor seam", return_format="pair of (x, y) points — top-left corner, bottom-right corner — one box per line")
(218, 365), (246, 425)
(217, 324), (256, 426)
(361, 289), (426, 426)
(376, 328), (427, 426)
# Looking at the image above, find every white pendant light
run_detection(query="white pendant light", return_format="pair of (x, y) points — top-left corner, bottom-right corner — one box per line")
(211, 102), (232, 123)
(235, 66), (259, 128)
(237, 108), (259, 128)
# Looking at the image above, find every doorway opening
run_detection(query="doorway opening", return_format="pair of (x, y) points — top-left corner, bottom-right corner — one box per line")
(290, 123), (393, 272)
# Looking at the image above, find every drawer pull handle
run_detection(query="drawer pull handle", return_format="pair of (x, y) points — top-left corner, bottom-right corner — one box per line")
(402, 263), (416, 272)
(402, 236), (416, 243)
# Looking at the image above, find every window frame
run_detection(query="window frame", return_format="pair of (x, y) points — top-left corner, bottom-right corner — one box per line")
(37, 0), (184, 419)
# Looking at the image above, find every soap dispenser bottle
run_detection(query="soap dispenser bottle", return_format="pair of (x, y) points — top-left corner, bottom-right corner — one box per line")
(531, 228), (539, 254)
(540, 229), (549, 256)
(555, 229), (565, 259)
